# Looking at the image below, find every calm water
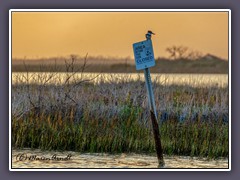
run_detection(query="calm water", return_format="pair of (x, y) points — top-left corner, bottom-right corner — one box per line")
(12, 73), (228, 87)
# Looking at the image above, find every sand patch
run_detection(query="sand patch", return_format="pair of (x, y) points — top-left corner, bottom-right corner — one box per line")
(11, 149), (228, 169)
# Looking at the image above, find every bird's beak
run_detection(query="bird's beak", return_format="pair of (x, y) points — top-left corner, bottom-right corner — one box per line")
(152, 32), (155, 35)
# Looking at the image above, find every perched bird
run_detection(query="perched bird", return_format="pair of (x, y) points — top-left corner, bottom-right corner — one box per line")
(145, 30), (155, 40)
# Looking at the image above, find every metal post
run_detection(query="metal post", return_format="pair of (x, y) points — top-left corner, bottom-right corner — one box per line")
(144, 67), (165, 168)
(144, 68), (157, 118)
(144, 33), (164, 168)
(133, 31), (165, 168)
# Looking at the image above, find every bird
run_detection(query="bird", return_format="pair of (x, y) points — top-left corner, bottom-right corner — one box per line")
(145, 30), (155, 40)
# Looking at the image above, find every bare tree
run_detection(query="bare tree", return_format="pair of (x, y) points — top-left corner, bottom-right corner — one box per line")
(166, 45), (203, 60)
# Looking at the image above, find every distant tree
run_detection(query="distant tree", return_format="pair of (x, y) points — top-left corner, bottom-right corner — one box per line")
(186, 50), (203, 60)
(166, 45), (203, 60)
(166, 46), (178, 60)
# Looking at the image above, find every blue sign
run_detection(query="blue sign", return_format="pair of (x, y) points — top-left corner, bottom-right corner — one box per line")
(133, 40), (155, 70)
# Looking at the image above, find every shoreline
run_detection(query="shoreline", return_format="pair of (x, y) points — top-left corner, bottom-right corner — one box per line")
(11, 149), (228, 169)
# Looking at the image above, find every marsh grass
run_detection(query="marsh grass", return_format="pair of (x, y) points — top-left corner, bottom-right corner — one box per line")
(12, 103), (228, 159)
(12, 82), (228, 159)
(11, 58), (229, 159)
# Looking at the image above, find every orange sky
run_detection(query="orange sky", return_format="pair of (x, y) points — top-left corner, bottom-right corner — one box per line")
(12, 11), (229, 59)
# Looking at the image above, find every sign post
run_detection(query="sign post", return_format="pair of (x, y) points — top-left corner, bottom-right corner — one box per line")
(133, 31), (165, 168)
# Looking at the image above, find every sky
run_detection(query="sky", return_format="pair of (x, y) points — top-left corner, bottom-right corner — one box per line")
(12, 11), (229, 60)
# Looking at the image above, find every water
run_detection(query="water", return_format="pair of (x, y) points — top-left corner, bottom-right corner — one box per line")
(12, 72), (228, 87)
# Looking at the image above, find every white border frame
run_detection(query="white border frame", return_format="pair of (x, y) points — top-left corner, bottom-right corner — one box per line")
(9, 9), (231, 171)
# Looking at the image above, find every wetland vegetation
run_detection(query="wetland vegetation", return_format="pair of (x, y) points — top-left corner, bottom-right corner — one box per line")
(11, 58), (229, 159)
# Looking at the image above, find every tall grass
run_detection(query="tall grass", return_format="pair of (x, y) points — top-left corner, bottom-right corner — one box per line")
(11, 60), (229, 159)
(12, 101), (228, 158)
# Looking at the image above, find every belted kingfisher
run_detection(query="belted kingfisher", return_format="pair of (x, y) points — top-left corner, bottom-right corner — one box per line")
(145, 30), (155, 40)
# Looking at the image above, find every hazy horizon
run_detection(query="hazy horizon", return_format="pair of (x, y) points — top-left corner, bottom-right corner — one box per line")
(12, 52), (228, 61)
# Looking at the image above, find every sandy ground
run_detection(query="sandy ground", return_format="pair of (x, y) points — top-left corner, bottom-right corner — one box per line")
(11, 149), (228, 169)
